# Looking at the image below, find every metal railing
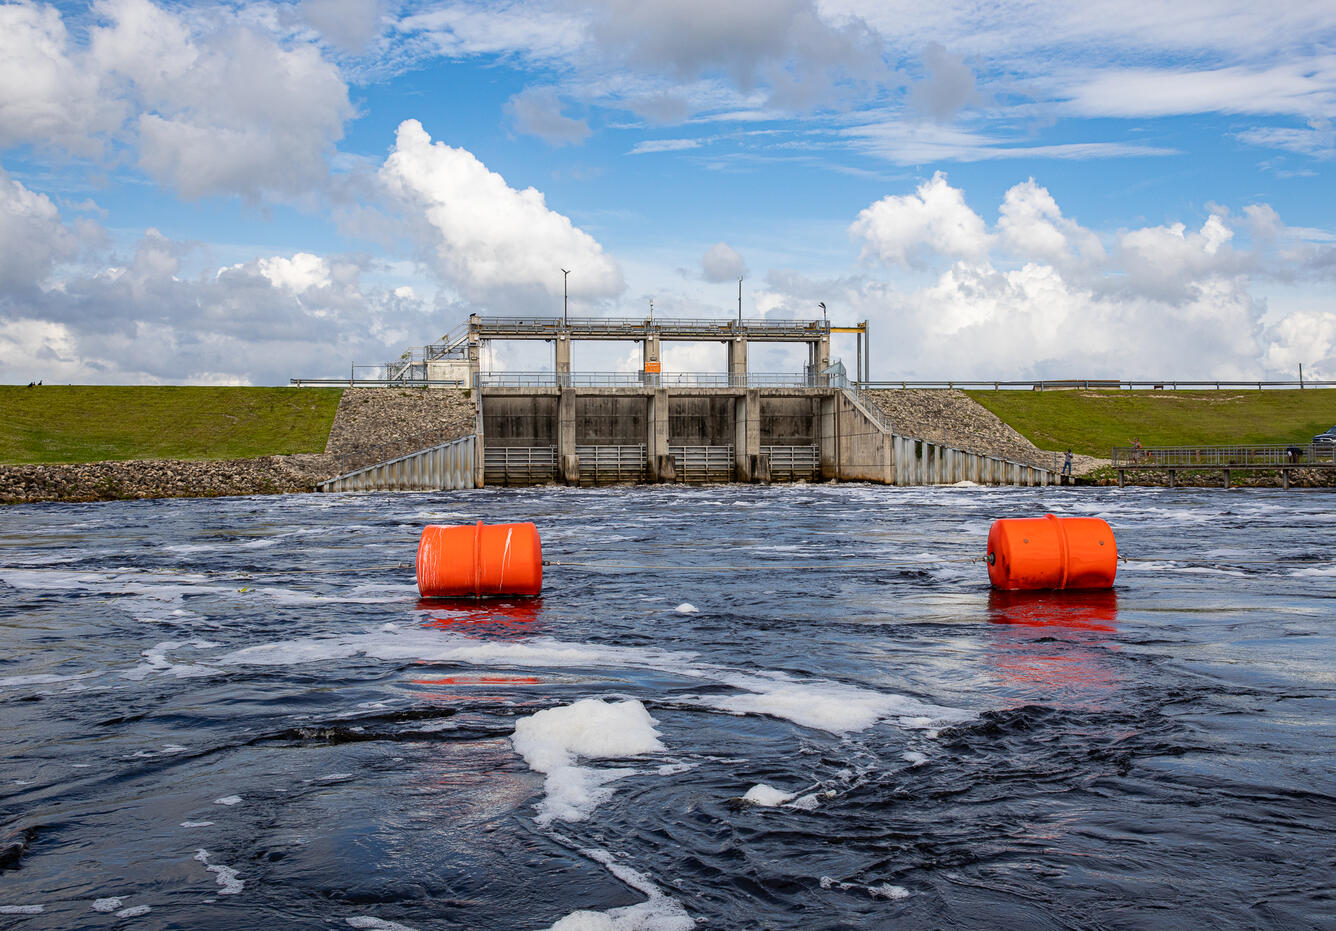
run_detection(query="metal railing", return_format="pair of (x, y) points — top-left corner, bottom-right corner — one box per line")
(472, 315), (829, 340)
(1111, 444), (1336, 468)
(319, 435), (475, 492)
(576, 445), (648, 485)
(762, 445), (820, 482)
(477, 371), (825, 388)
(330, 426), (475, 475)
(861, 379), (1336, 391)
(842, 386), (894, 433)
(483, 446), (558, 486)
(669, 445), (736, 483)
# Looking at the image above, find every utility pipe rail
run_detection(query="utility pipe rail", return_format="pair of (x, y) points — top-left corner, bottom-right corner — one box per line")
(477, 372), (827, 388)
(862, 379), (1336, 391)
(1112, 444), (1336, 468)
(472, 315), (830, 341)
(290, 377), (471, 388)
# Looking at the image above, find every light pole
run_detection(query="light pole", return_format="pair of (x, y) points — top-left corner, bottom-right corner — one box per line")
(561, 268), (570, 325)
(738, 277), (743, 323)
(818, 301), (826, 324)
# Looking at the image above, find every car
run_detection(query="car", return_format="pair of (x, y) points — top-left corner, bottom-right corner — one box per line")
(1313, 426), (1336, 445)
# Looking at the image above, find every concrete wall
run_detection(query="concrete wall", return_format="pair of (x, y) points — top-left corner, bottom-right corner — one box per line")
(669, 396), (734, 446)
(825, 392), (893, 482)
(482, 396), (556, 447)
(760, 396), (819, 445)
(577, 395), (646, 445)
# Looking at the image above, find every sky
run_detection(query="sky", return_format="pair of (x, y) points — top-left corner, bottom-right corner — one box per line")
(1, 0), (1334, 385)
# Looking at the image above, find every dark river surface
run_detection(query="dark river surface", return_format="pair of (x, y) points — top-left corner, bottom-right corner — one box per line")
(1, 484), (1334, 929)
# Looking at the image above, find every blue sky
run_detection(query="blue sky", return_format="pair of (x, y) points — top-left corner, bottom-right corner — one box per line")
(1, 0), (1334, 384)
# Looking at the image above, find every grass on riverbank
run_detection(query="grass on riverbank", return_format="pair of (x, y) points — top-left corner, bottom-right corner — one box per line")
(0, 386), (343, 464)
(966, 389), (1336, 457)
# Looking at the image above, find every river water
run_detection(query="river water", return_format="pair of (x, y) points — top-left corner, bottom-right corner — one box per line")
(1, 485), (1333, 929)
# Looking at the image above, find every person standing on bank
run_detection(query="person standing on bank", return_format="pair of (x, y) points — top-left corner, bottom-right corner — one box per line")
(1063, 449), (1073, 478)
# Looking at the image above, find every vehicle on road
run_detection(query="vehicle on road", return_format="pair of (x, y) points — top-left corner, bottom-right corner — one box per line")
(1312, 426), (1336, 445)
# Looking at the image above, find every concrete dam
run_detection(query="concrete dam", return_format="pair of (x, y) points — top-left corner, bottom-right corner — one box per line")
(315, 314), (1056, 491)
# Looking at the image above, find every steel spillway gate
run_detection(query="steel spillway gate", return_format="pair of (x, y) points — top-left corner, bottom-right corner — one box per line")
(762, 444), (820, 482)
(576, 444), (648, 485)
(669, 445), (736, 483)
(483, 446), (558, 486)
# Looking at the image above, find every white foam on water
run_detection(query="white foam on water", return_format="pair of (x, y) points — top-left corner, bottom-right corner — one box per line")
(821, 877), (911, 899)
(124, 640), (220, 682)
(790, 793), (822, 811)
(1292, 565), (1336, 577)
(512, 699), (665, 825)
(741, 784), (795, 806)
(346, 918), (417, 930)
(195, 628), (974, 737)
(710, 672), (973, 735)
(656, 762), (695, 776)
(0, 672), (97, 690)
(950, 481), (981, 487)
(92, 897), (123, 912)
(213, 795), (242, 806)
(902, 751), (928, 767)
(869, 884), (910, 900)
(545, 847), (694, 931)
(673, 603), (698, 614)
(194, 849), (244, 894)
(117, 905), (151, 917)
(0, 905), (45, 914)
(181, 821), (213, 828)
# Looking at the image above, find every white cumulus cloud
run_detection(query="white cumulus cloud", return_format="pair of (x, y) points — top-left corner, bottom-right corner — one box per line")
(701, 242), (747, 282)
(0, 168), (81, 290)
(379, 118), (623, 305)
(850, 171), (990, 267)
(0, 0), (354, 202)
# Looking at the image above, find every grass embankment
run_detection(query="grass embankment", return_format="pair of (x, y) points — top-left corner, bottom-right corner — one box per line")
(0, 386), (343, 464)
(965, 390), (1336, 457)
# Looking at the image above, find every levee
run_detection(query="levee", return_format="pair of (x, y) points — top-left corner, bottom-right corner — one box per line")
(316, 386), (1053, 491)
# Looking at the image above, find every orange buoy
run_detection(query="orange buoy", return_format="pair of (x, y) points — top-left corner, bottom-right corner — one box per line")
(416, 521), (543, 598)
(986, 514), (1117, 591)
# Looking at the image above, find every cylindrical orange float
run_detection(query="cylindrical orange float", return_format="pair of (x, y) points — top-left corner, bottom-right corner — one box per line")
(416, 521), (543, 598)
(986, 514), (1117, 591)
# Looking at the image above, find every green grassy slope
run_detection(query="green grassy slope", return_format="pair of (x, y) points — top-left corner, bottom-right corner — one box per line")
(0, 386), (343, 464)
(965, 390), (1336, 457)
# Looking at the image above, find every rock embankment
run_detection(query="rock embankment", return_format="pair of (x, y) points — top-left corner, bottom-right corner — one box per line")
(862, 389), (1107, 474)
(0, 454), (337, 505)
(325, 388), (475, 455)
(2, 387), (478, 505)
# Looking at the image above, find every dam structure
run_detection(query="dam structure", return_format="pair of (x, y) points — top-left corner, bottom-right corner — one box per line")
(315, 314), (1055, 491)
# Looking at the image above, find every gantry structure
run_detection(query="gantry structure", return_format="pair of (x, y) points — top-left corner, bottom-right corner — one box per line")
(406, 313), (870, 387)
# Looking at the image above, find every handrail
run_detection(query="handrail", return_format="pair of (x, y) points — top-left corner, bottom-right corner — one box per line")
(476, 371), (824, 388)
(329, 426), (476, 475)
(860, 380), (1336, 390)
(1111, 444), (1336, 467)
